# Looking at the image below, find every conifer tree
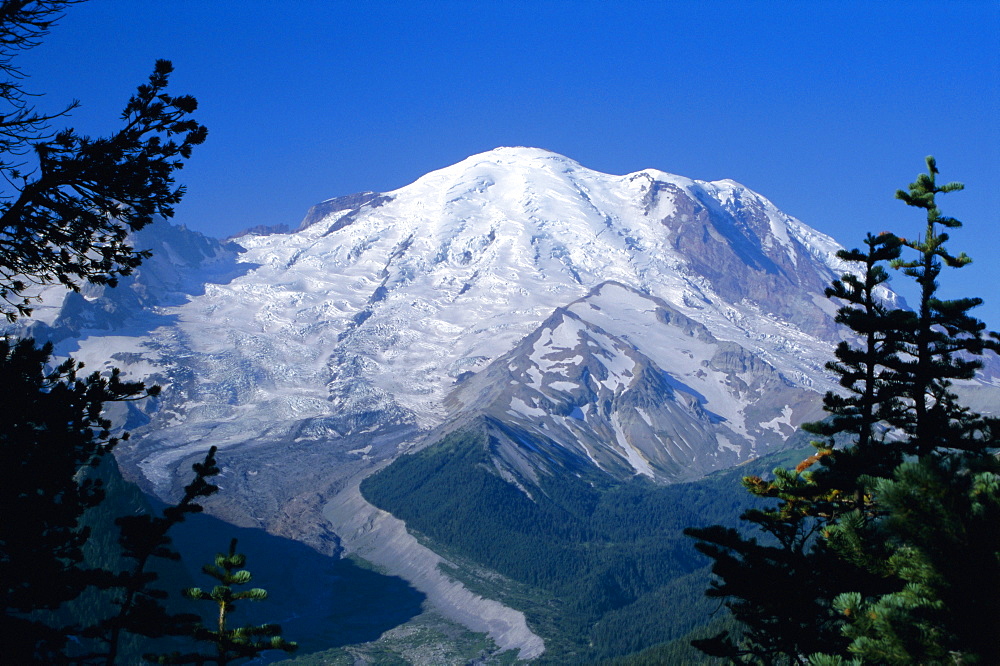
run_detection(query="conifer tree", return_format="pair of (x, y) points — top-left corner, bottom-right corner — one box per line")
(70, 448), (222, 666)
(685, 234), (908, 663)
(149, 539), (297, 665)
(887, 156), (999, 455)
(803, 232), (909, 497)
(0, 2), (210, 662)
(809, 159), (1000, 664)
(816, 455), (1000, 665)
(685, 468), (854, 663)
(686, 157), (1000, 664)
(0, 1), (83, 159)
(0, 1), (207, 322)
(0, 337), (157, 662)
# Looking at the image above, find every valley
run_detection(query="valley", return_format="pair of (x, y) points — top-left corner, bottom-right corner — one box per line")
(12, 147), (999, 663)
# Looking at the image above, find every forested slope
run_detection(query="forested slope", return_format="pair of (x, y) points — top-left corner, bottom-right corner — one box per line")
(362, 426), (813, 662)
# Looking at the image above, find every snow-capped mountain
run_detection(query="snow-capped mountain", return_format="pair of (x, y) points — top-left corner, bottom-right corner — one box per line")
(443, 280), (825, 484)
(24, 146), (875, 497)
(20, 146), (1000, 658)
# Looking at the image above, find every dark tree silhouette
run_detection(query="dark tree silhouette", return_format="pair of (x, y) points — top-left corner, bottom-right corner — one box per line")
(687, 157), (1000, 664)
(0, 338), (157, 661)
(0, 1), (207, 322)
(74, 449), (222, 666)
(0, 2), (210, 662)
(0, 1), (84, 158)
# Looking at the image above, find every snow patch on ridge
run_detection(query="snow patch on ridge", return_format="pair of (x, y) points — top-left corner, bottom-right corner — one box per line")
(761, 405), (795, 435)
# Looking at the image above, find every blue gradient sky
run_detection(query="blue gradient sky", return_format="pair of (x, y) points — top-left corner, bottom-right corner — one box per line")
(19, 1), (1000, 327)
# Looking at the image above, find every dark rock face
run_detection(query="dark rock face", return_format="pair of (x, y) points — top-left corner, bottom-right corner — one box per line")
(650, 180), (837, 339)
(298, 191), (393, 232)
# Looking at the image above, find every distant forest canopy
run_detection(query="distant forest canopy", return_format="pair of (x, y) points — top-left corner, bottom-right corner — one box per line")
(361, 426), (811, 662)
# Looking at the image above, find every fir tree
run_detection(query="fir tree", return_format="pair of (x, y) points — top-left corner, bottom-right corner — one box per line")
(686, 467), (854, 664)
(887, 156), (999, 455)
(803, 232), (909, 500)
(0, 2), (210, 662)
(0, 1), (207, 322)
(149, 539), (297, 665)
(0, 338), (157, 662)
(810, 159), (1000, 664)
(817, 456), (1000, 665)
(0, 1), (83, 159)
(69, 448), (222, 666)
(685, 234), (908, 663)
(686, 157), (1000, 664)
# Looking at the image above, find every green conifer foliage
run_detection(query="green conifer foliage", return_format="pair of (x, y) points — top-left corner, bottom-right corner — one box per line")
(821, 457), (1000, 664)
(687, 158), (1000, 664)
(812, 160), (1000, 663)
(888, 156), (999, 455)
(149, 539), (297, 665)
(686, 467), (853, 664)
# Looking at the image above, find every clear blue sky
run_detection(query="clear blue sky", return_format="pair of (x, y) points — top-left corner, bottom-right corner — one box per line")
(19, 0), (1000, 327)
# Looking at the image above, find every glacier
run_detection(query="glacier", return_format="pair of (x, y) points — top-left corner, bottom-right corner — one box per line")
(36, 147), (858, 483)
(20, 146), (993, 659)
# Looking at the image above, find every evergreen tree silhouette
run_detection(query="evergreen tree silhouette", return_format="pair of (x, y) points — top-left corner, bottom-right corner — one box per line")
(149, 539), (297, 665)
(0, 338), (156, 661)
(0, 2), (209, 662)
(71, 448), (222, 666)
(686, 157), (1000, 664)
(0, 1), (207, 322)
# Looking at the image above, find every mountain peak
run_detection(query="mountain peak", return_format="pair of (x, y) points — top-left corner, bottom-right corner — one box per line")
(464, 146), (575, 164)
(23, 150), (871, 495)
(14, 149), (999, 662)
(392, 146), (587, 195)
(476, 145), (562, 159)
